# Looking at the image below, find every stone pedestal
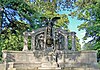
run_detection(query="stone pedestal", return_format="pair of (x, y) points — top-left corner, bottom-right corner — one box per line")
(38, 67), (61, 70)
(8, 62), (16, 70)
(1, 50), (99, 70)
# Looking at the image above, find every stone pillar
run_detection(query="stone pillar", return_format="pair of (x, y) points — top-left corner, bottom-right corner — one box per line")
(8, 62), (16, 70)
(31, 35), (35, 51)
(44, 27), (47, 51)
(71, 32), (76, 51)
(23, 32), (28, 51)
(64, 34), (68, 50)
(30, 30), (35, 51)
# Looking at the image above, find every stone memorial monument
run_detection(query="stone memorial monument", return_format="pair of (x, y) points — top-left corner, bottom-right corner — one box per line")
(0, 17), (99, 70)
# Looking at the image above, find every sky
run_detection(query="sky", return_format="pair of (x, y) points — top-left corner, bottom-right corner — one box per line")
(68, 16), (85, 48)
(58, 10), (85, 49)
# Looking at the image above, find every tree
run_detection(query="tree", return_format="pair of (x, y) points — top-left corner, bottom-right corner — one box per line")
(0, 0), (81, 61)
(72, 0), (100, 61)
(0, 0), (38, 61)
(0, 0), (40, 31)
(0, 0), (77, 32)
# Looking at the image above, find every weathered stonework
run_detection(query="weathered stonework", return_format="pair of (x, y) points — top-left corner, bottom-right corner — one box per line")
(0, 20), (100, 70)
(1, 50), (99, 70)
(0, 64), (6, 70)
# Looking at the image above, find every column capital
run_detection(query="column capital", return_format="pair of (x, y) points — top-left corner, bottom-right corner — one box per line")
(23, 31), (32, 36)
(70, 32), (76, 35)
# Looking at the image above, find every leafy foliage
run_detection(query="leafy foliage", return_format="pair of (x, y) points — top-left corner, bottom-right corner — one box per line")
(0, 0), (81, 61)
(72, 0), (100, 61)
(0, 21), (30, 49)
(0, 0), (40, 31)
(0, 21), (30, 61)
(28, 0), (70, 29)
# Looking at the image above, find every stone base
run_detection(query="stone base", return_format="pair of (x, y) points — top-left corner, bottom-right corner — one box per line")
(0, 64), (6, 70)
(1, 50), (100, 70)
(9, 62), (41, 69)
(41, 62), (58, 68)
(8, 68), (16, 70)
(16, 67), (100, 70)
(64, 67), (100, 70)
(38, 67), (61, 70)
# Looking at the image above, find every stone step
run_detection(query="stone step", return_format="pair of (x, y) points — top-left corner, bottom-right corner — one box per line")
(16, 68), (61, 70)
(8, 68), (16, 70)
(64, 67), (100, 70)
(64, 63), (99, 68)
(15, 67), (38, 70)
(8, 62), (41, 69)
(8, 62), (100, 70)
(16, 68), (37, 70)
(38, 67), (61, 70)
(15, 67), (100, 70)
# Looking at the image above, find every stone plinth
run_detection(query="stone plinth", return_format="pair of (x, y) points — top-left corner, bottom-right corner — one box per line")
(2, 50), (36, 63)
(8, 62), (16, 70)
(0, 64), (6, 70)
(64, 50), (97, 64)
(1, 50), (99, 70)
(38, 67), (61, 70)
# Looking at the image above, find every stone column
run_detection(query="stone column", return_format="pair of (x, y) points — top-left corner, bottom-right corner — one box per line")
(64, 33), (68, 50)
(52, 28), (55, 50)
(31, 35), (35, 51)
(30, 30), (35, 51)
(44, 27), (47, 51)
(23, 32), (28, 51)
(71, 32), (76, 51)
